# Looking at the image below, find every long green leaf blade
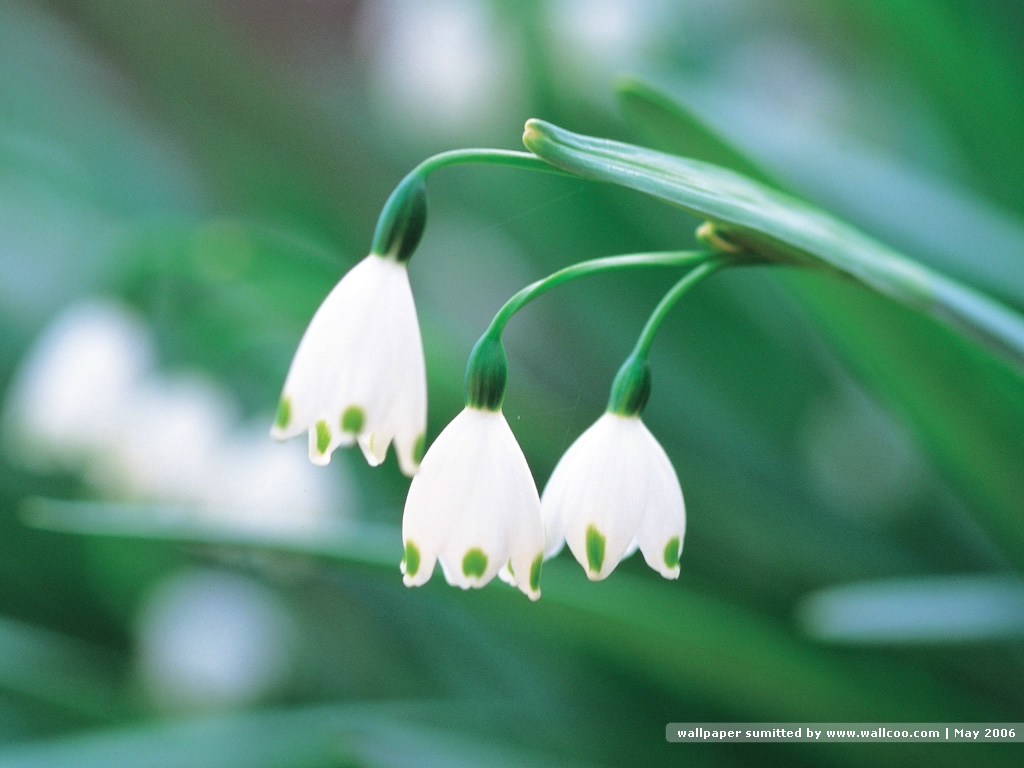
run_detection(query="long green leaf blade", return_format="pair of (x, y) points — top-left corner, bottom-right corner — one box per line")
(522, 118), (1024, 371)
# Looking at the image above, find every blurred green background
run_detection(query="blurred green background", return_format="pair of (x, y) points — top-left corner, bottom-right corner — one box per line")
(1, 1), (1023, 766)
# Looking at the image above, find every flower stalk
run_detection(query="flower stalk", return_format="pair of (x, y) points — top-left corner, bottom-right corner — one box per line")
(486, 250), (717, 336)
(369, 149), (569, 264)
(607, 259), (725, 416)
(542, 259), (725, 580)
(464, 249), (719, 414)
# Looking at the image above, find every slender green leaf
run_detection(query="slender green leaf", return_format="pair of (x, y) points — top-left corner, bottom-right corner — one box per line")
(615, 74), (778, 188)
(798, 575), (1024, 643)
(0, 701), (583, 768)
(20, 498), (399, 570)
(522, 118), (1024, 371)
(617, 75), (1024, 311)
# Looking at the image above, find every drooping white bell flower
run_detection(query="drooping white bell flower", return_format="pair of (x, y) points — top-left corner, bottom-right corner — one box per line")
(541, 412), (685, 580)
(271, 253), (427, 476)
(401, 406), (545, 600)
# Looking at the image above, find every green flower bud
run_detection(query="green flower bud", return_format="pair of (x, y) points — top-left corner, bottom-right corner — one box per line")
(371, 175), (428, 263)
(607, 354), (652, 416)
(465, 334), (508, 411)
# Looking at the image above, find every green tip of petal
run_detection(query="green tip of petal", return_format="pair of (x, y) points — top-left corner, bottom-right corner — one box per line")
(462, 548), (488, 578)
(275, 396), (291, 430)
(341, 405), (365, 434)
(315, 420), (331, 454)
(529, 554), (543, 593)
(586, 525), (606, 574)
(664, 537), (681, 570)
(413, 433), (426, 465)
(404, 541), (420, 577)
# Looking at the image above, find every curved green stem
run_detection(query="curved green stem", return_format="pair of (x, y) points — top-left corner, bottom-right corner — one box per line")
(607, 260), (725, 415)
(370, 150), (569, 259)
(631, 258), (725, 360)
(465, 249), (721, 410)
(410, 148), (569, 178)
(484, 250), (716, 340)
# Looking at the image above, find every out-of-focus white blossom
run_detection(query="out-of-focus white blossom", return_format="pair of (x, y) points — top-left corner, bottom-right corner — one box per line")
(2, 300), (152, 469)
(135, 569), (294, 711)
(206, 426), (344, 535)
(2, 298), (348, 534)
(92, 375), (235, 506)
(364, 0), (522, 139)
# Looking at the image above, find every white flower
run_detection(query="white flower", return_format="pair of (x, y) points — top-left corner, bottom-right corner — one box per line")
(401, 407), (545, 600)
(136, 569), (294, 712)
(1, 300), (152, 469)
(366, 0), (523, 140)
(94, 375), (235, 505)
(3, 298), (348, 536)
(271, 254), (426, 476)
(541, 412), (685, 580)
(201, 427), (350, 537)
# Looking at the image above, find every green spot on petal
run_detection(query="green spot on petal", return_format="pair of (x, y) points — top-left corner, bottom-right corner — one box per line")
(462, 548), (488, 578)
(413, 433), (426, 465)
(404, 541), (420, 577)
(341, 405), (365, 434)
(586, 525), (606, 574)
(529, 554), (543, 593)
(275, 396), (291, 430)
(315, 420), (331, 454)
(664, 537), (681, 569)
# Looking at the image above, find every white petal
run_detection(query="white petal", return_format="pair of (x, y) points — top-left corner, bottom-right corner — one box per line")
(539, 438), (579, 559)
(273, 256), (383, 441)
(344, 258), (425, 473)
(401, 408), (483, 586)
(633, 422), (686, 579)
(569, 416), (647, 580)
(504, 458), (545, 600)
(393, 429), (426, 478)
(356, 430), (388, 467)
(540, 415), (617, 579)
(379, 265), (428, 477)
(432, 410), (517, 589)
(438, 412), (542, 597)
(306, 416), (341, 466)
